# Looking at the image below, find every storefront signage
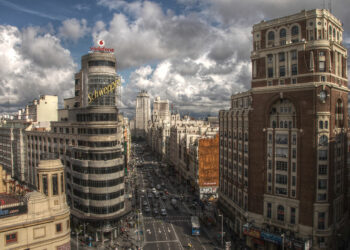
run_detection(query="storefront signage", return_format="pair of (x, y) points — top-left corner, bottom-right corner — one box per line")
(243, 227), (261, 239)
(260, 232), (282, 245)
(88, 79), (119, 104)
(0, 205), (27, 218)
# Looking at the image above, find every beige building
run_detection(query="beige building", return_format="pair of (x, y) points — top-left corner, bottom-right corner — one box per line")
(0, 161), (70, 250)
(135, 90), (151, 138)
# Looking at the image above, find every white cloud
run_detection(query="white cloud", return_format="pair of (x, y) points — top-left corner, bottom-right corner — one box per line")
(58, 18), (89, 43)
(0, 25), (76, 113)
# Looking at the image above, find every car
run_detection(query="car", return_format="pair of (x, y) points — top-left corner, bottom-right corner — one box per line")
(156, 184), (161, 190)
(153, 208), (158, 215)
(160, 208), (167, 216)
(155, 192), (160, 199)
(143, 200), (148, 206)
(144, 206), (151, 213)
(148, 193), (153, 198)
(164, 189), (169, 195)
(152, 188), (157, 194)
(161, 195), (167, 201)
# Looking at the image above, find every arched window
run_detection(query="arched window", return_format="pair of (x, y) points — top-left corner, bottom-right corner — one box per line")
(268, 31), (275, 40)
(291, 26), (299, 36)
(335, 99), (343, 128)
(325, 121), (328, 129)
(277, 205), (285, 221)
(319, 121), (323, 129)
(319, 135), (328, 146)
(280, 29), (286, 38)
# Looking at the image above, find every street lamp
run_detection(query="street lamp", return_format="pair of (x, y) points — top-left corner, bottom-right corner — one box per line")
(281, 233), (285, 250)
(75, 225), (83, 250)
(218, 213), (224, 248)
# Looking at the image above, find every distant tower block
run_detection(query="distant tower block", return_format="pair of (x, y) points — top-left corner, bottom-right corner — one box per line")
(135, 90), (151, 138)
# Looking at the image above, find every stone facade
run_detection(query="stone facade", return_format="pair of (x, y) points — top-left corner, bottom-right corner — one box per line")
(219, 9), (348, 250)
(0, 161), (70, 250)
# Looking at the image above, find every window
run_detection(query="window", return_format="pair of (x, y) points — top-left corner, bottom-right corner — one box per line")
(276, 161), (288, 171)
(268, 68), (273, 78)
(292, 134), (296, 145)
(319, 135), (328, 146)
(56, 223), (62, 233)
(43, 174), (48, 196)
(280, 29), (286, 38)
(319, 150), (328, 161)
(276, 134), (288, 144)
(279, 52), (285, 62)
(276, 148), (288, 158)
(292, 64), (298, 75)
(267, 54), (273, 63)
(268, 81), (272, 86)
(292, 148), (296, 158)
(279, 66), (285, 77)
(321, 76), (326, 82)
(319, 121), (323, 129)
(292, 78), (297, 84)
(268, 160), (272, 169)
(318, 212), (325, 229)
(290, 207), (296, 224)
(291, 26), (299, 36)
(318, 165), (327, 175)
(267, 203), (272, 218)
(291, 50), (297, 60)
(318, 179), (327, 189)
(268, 173), (272, 182)
(61, 173), (64, 193)
(325, 121), (328, 129)
(319, 51), (325, 57)
(277, 205), (285, 221)
(5, 233), (17, 244)
(292, 162), (296, 172)
(52, 174), (58, 195)
(335, 99), (344, 128)
(318, 193), (327, 201)
(276, 174), (287, 184)
(319, 61), (325, 72)
(268, 31), (275, 40)
(280, 79), (285, 85)
(292, 176), (296, 186)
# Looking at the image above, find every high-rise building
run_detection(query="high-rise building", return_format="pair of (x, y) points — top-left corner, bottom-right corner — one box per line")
(152, 96), (170, 123)
(26, 48), (127, 242)
(219, 9), (348, 249)
(135, 90), (151, 138)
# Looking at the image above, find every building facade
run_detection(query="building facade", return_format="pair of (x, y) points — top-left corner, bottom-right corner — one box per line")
(0, 161), (70, 250)
(135, 90), (151, 138)
(219, 9), (348, 250)
(26, 49), (127, 242)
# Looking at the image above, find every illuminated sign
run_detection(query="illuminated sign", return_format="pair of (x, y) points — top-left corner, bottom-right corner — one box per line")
(90, 39), (114, 52)
(0, 205), (27, 218)
(88, 79), (119, 104)
(243, 227), (261, 239)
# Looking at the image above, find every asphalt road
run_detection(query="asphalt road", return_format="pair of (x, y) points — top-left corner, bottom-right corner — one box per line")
(135, 153), (219, 250)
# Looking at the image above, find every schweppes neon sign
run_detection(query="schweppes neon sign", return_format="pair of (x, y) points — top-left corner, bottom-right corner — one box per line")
(88, 79), (119, 104)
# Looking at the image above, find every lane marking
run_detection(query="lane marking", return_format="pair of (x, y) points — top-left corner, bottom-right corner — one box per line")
(170, 222), (184, 250)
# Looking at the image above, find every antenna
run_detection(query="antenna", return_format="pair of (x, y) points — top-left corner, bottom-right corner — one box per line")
(328, 0), (332, 13)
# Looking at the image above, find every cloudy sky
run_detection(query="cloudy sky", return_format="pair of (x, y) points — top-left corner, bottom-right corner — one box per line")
(0, 0), (349, 118)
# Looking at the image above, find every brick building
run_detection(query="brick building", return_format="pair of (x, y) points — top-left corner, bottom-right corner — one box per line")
(219, 9), (348, 249)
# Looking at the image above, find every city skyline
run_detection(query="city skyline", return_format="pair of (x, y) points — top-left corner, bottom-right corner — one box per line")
(0, 0), (349, 118)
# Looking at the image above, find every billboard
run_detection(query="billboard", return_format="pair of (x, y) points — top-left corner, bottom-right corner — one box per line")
(198, 135), (219, 187)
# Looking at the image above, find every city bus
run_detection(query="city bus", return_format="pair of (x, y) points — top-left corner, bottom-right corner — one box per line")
(191, 216), (200, 235)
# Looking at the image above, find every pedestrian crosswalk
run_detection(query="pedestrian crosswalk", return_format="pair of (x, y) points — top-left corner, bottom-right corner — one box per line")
(143, 215), (190, 222)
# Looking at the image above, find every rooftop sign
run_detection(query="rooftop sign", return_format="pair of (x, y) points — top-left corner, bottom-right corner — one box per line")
(90, 39), (114, 53)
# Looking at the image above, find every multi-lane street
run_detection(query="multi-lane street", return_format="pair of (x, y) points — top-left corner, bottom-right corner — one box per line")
(133, 143), (219, 250)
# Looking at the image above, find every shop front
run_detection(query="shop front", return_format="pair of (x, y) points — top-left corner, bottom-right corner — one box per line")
(243, 224), (308, 250)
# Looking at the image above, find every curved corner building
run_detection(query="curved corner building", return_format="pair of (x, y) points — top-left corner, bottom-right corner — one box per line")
(64, 50), (126, 241)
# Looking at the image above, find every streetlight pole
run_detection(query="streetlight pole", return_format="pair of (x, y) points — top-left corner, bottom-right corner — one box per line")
(219, 214), (224, 248)
(281, 233), (285, 250)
